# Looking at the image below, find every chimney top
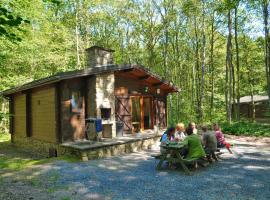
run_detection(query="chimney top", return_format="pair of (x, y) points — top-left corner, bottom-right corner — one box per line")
(86, 46), (114, 67)
(86, 46), (115, 53)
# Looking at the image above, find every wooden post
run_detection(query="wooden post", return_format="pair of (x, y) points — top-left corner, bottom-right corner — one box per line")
(9, 95), (14, 142)
(84, 78), (88, 119)
(55, 83), (62, 143)
(140, 96), (144, 132)
(150, 97), (154, 129)
(26, 92), (32, 137)
(83, 78), (88, 139)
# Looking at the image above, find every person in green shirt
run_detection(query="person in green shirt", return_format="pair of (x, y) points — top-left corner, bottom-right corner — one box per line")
(181, 127), (206, 159)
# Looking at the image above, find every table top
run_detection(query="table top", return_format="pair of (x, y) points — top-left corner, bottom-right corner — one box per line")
(160, 142), (185, 149)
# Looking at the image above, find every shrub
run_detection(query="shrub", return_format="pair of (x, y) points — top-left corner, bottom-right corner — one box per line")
(220, 121), (270, 137)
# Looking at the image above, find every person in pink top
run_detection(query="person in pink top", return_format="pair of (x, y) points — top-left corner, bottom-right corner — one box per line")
(213, 123), (232, 154)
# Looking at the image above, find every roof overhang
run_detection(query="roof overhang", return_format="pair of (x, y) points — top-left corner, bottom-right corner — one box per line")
(0, 64), (180, 97)
(114, 67), (179, 93)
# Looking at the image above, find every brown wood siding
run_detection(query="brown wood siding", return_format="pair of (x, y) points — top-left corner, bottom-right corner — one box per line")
(31, 86), (56, 143)
(115, 73), (169, 96)
(154, 98), (167, 128)
(13, 93), (26, 136)
(239, 101), (269, 119)
(60, 78), (86, 142)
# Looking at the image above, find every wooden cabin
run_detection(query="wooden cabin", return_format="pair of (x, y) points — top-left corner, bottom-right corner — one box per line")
(0, 46), (178, 156)
(234, 95), (269, 122)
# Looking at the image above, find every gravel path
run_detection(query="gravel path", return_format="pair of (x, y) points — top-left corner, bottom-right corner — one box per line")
(1, 138), (270, 200)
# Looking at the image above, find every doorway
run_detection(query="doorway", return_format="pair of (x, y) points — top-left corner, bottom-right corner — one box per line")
(130, 96), (153, 132)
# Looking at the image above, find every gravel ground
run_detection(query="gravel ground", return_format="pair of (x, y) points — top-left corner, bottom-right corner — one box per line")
(1, 138), (270, 200)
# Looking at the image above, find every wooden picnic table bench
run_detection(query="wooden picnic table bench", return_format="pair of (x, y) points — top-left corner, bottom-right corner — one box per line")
(156, 142), (199, 175)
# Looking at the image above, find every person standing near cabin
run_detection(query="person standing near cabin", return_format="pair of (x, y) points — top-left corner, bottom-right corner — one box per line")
(189, 122), (198, 134)
(174, 123), (186, 141)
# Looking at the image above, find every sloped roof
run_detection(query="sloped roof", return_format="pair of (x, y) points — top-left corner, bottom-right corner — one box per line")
(239, 95), (269, 103)
(0, 64), (179, 96)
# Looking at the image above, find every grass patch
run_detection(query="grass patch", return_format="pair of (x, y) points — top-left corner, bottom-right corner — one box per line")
(0, 133), (10, 142)
(0, 133), (81, 171)
(220, 121), (270, 137)
(0, 157), (48, 171)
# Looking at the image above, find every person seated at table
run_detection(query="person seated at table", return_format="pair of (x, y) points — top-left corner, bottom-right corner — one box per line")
(174, 123), (186, 141)
(188, 122), (198, 134)
(213, 123), (232, 154)
(201, 126), (218, 162)
(181, 127), (206, 160)
(160, 127), (175, 142)
(160, 127), (175, 154)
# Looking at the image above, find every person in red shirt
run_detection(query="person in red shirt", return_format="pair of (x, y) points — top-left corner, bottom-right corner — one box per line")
(213, 123), (232, 154)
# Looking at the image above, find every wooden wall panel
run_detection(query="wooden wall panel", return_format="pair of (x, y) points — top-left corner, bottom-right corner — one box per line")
(13, 94), (26, 136)
(31, 86), (56, 143)
(115, 74), (167, 96)
(154, 98), (167, 129)
(60, 78), (86, 142)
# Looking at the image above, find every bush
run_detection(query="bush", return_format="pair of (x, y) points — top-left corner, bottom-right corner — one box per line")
(220, 121), (270, 137)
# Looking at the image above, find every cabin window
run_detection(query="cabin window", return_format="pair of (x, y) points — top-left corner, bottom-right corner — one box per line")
(71, 91), (82, 113)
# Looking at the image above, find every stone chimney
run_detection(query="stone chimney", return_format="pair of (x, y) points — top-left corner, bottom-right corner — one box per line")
(86, 46), (114, 67)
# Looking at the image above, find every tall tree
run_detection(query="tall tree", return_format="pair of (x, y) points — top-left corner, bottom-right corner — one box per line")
(225, 6), (233, 124)
(234, 2), (241, 121)
(263, 0), (270, 106)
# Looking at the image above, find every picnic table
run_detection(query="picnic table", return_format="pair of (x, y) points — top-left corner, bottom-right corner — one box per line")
(156, 142), (198, 175)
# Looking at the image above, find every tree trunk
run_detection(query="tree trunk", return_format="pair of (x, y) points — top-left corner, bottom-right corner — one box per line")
(210, 10), (215, 121)
(247, 53), (255, 122)
(194, 16), (201, 121)
(251, 91), (255, 122)
(200, 0), (206, 123)
(234, 5), (241, 121)
(226, 9), (233, 124)
(75, 1), (81, 68)
(263, 0), (270, 106)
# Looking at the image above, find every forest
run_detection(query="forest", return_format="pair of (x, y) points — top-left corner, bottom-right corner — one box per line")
(0, 0), (270, 132)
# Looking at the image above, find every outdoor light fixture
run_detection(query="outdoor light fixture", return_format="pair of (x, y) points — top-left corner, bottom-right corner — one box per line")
(144, 86), (149, 92)
(156, 88), (160, 94)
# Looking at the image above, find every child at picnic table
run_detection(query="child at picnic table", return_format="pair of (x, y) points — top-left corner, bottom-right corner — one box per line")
(213, 123), (233, 154)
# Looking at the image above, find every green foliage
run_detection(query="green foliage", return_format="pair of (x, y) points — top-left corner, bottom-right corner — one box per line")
(220, 121), (270, 137)
(0, 6), (29, 41)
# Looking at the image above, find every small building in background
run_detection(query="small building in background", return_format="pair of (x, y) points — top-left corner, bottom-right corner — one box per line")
(236, 95), (269, 122)
(0, 46), (179, 158)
